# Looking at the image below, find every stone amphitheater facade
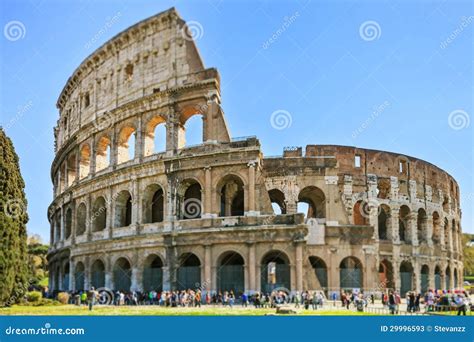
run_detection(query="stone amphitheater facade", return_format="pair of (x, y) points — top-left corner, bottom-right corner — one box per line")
(48, 8), (463, 297)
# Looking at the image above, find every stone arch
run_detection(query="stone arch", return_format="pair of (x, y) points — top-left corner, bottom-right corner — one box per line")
(96, 135), (111, 172)
(434, 265), (442, 289)
(92, 196), (107, 232)
(76, 202), (87, 236)
(340, 256), (363, 290)
(378, 204), (390, 240)
(421, 265), (429, 293)
(260, 250), (291, 293)
(143, 254), (164, 292)
(399, 261), (414, 296)
(353, 200), (369, 225)
(308, 256), (328, 292)
(144, 115), (166, 156)
(445, 265), (451, 289)
(177, 253), (201, 290)
(114, 190), (132, 228)
(268, 189), (286, 214)
(54, 211), (61, 242)
(297, 186), (326, 219)
(90, 259), (105, 289)
(217, 251), (245, 295)
(378, 259), (394, 290)
(75, 262), (85, 291)
(113, 257), (132, 291)
(143, 184), (164, 224)
(79, 143), (91, 179)
(63, 262), (70, 290)
(417, 208), (427, 243)
(217, 174), (245, 217)
(453, 268), (458, 288)
(178, 106), (204, 148)
(178, 179), (202, 220)
(432, 211), (441, 245)
(117, 125), (136, 164)
(398, 205), (410, 243)
(66, 153), (77, 187)
(64, 207), (72, 239)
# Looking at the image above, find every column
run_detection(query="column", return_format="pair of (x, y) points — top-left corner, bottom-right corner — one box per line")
(135, 115), (144, 162)
(426, 216), (433, 247)
(204, 245), (212, 293)
(203, 167), (213, 218)
(390, 208), (400, 244)
(107, 187), (113, 239)
(84, 257), (90, 290)
(248, 243), (256, 294)
(246, 161), (256, 215)
(60, 206), (65, 242)
(131, 267), (142, 292)
(69, 260), (75, 291)
(90, 135), (97, 176)
(392, 260), (400, 293)
(295, 242), (303, 292)
(414, 261), (421, 293)
(408, 212), (418, 245)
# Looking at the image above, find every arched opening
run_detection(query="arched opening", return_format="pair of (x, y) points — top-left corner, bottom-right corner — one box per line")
(63, 263), (70, 290)
(75, 262), (85, 291)
(445, 265), (451, 289)
(268, 189), (286, 215)
(54, 212), (61, 242)
(66, 154), (77, 187)
(117, 126), (136, 164)
(454, 268), (458, 288)
(113, 258), (132, 291)
(353, 200), (369, 225)
(79, 144), (91, 179)
(217, 252), (245, 295)
(143, 255), (163, 292)
(399, 261), (414, 296)
(96, 135), (111, 172)
(143, 184), (164, 224)
(421, 265), (429, 293)
(54, 266), (60, 291)
(432, 211), (441, 245)
(92, 197), (107, 232)
(218, 175), (244, 217)
(180, 113), (203, 148)
(114, 190), (132, 228)
(297, 186), (326, 219)
(65, 208), (72, 239)
(308, 256), (328, 292)
(378, 260), (394, 290)
(91, 260), (105, 289)
(177, 253), (201, 290)
(144, 116), (166, 156)
(179, 181), (202, 220)
(340, 257), (363, 290)
(398, 205), (410, 243)
(434, 265), (441, 289)
(76, 203), (86, 236)
(417, 208), (427, 243)
(260, 251), (290, 293)
(378, 204), (390, 240)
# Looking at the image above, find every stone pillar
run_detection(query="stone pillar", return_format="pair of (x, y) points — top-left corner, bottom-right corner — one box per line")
(246, 161), (256, 215)
(132, 177), (139, 227)
(408, 212), (418, 246)
(426, 216), (433, 247)
(390, 208), (400, 244)
(203, 167), (213, 217)
(131, 267), (142, 292)
(414, 261), (421, 293)
(90, 135), (97, 176)
(248, 243), (256, 294)
(428, 265), (435, 290)
(107, 187), (114, 239)
(135, 115), (144, 162)
(295, 242), (303, 292)
(392, 260), (400, 293)
(60, 206), (65, 242)
(69, 260), (75, 291)
(328, 247), (338, 293)
(110, 126), (118, 169)
(84, 257), (91, 290)
(162, 266), (171, 291)
(204, 245), (212, 293)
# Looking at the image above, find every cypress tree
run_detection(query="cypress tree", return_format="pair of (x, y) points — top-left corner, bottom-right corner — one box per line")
(0, 127), (29, 306)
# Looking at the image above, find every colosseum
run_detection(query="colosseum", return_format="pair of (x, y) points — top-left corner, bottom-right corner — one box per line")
(47, 8), (464, 298)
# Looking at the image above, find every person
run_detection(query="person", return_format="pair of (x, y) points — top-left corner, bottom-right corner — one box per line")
(355, 293), (364, 312)
(294, 291), (300, 308)
(455, 294), (467, 316)
(87, 287), (98, 311)
(241, 293), (248, 307)
(388, 291), (396, 315)
(311, 292), (318, 310)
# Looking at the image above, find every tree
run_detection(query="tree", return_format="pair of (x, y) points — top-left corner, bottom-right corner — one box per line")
(27, 234), (49, 287)
(462, 233), (474, 277)
(0, 127), (29, 306)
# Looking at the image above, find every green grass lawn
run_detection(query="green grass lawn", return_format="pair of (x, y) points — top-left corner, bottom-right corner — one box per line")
(0, 305), (377, 316)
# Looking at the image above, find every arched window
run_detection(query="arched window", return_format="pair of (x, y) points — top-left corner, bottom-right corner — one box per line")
(434, 265), (441, 289)
(91, 260), (105, 288)
(143, 255), (163, 292)
(218, 175), (244, 217)
(76, 203), (87, 236)
(340, 257), (363, 289)
(55, 212), (61, 242)
(177, 253), (201, 290)
(79, 144), (91, 179)
(353, 200), (369, 225)
(260, 251), (290, 293)
(398, 205), (410, 243)
(217, 252), (245, 294)
(417, 208), (427, 243)
(421, 265), (429, 293)
(113, 258), (132, 291)
(114, 191), (132, 227)
(308, 256), (328, 292)
(66, 154), (76, 187)
(297, 186), (325, 219)
(378, 205), (390, 240)
(400, 261), (414, 296)
(65, 208), (72, 239)
(268, 189), (286, 215)
(378, 260), (394, 289)
(74, 262), (85, 291)
(179, 180), (202, 220)
(96, 136), (111, 171)
(117, 126), (136, 164)
(432, 211), (441, 244)
(92, 197), (107, 232)
(143, 184), (164, 223)
(144, 116), (166, 156)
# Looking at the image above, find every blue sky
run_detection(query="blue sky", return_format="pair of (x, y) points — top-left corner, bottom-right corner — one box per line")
(1, 0), (472, 241)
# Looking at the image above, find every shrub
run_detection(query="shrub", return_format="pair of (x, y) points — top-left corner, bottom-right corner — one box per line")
(26, 291), (42, 302)
(57, 292), (70, 304)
